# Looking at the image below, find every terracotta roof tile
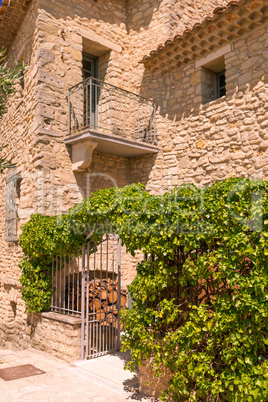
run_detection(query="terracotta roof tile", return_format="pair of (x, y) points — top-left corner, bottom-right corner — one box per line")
(141, 0), (267, 73)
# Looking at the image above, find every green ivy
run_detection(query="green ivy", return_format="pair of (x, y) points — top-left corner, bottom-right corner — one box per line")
(19, 178), (268, 400)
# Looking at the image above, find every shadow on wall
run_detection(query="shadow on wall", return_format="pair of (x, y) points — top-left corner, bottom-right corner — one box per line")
(126, 0), (162, 33)
(71, 151), (157, 199)
(129, 153), (157, 187)
(39, 0), (127, 26)
(126, 0), (231, 35)
(139, 66), (268, 124)
(39, 0), (163, 35)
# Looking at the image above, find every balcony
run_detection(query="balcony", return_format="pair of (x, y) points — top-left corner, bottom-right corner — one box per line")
(65, 77), (158, 171)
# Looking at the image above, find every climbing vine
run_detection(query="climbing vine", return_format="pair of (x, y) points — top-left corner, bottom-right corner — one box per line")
(19, 178), (268, 401)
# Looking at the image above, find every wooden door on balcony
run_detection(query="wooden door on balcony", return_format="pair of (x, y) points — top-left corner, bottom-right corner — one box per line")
(82, 53), (98, 130)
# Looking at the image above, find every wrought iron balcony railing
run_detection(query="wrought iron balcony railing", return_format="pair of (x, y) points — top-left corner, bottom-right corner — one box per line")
(67, 77), (156, 145)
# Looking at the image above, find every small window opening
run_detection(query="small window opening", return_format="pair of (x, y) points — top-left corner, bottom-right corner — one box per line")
(200, 55), (226, 104)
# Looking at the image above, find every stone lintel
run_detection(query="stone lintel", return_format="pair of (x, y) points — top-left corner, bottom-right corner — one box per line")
(195, 44), (232, 71)
(79, 28), (122, 56)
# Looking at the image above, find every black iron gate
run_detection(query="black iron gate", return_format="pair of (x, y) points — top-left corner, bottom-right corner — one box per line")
(51, 234), (122, 360)
(80, 235), (121, 359)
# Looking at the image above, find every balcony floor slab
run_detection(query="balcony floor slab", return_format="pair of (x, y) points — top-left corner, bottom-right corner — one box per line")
(65, 129), (158, 158)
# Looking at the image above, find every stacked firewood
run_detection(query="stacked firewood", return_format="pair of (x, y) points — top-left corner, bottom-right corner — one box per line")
(65, 278), (127, 329)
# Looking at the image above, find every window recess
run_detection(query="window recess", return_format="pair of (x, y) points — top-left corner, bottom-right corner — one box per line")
(195, 45), (230, 104)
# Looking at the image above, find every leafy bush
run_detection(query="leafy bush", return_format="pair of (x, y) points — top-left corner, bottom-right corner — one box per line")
(0, 47), (24, 117)
(19, 178), (268, 400)
(120, 178), (268, 401)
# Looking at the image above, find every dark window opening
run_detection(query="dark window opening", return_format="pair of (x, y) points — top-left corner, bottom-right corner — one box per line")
(82, 53), (99, 129)
(217, 70), (226, 98)
(82, 53), (98, 80)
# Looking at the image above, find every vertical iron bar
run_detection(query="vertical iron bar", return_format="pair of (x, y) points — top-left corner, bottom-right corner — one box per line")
(99, 240), (103, 353)
(63, 255), (66, 311)
(73, 92), (75, 132)
(59, 253), (62, 310)
(110, 89), (113, 134)
(95, 81), (98, 130)
(129, 95), (131, 139)
(141, 102), (144, 141)
(111, 238), (115, 351)
(124, 95), (127, 137)
(105, 86), (108, 131)
(75, 92), (77, 131)
(93, 242), (96, 356)
(86, 81), (88, 128)
(68, 91), (71, 134)
(81, 245), (86, 360)
(68, 253), (70, 313)
(133, 99), (136, 139)
(154, 102), (157, 144)
(72, 256), (75, 313)
(56, 256), (58, 311)
(137, 101), (140, 140)
(105, 236), (109, 353)
(120, 92), (122, 135)
(77, 250), (80, 313)
(78, 88), (80, 130)
(86, 242), (90, 358)
(82, 82), (84, 129)
(117, 238), (122, 351)
(90, 78), (92, 130)
(74, 91), (77, 131)
(145, 103), (148, 142)
(114, 92), (117, 134)
(51, 256), (54, 310)
(99, 83), (102, 129)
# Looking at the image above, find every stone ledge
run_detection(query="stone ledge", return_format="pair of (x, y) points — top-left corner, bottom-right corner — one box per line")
(3, 278), (23, 289)
(40, 311), (81, 325)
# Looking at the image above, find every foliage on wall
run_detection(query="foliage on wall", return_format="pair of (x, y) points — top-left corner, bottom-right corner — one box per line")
(0, 47), (25, 173)
(0, 47), (24, 117)
(19, 178), (268, 401)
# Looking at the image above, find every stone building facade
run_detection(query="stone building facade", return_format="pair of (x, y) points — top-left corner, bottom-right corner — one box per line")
(0, 0), (267, 362)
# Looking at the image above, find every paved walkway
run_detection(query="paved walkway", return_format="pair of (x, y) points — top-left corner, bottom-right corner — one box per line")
(0, 348), (153, 402)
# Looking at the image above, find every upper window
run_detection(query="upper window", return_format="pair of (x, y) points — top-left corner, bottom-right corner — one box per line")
(195, 44), (230, 104)
(82, 53), (98, 80)
(200, 57), (226, 104)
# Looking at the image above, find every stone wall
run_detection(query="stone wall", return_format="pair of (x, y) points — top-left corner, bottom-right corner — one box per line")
(0, 0), (40, 349)
(0, 0), (267, 360)
(29, 312), (81, 362)
(132, 23), (268, 193)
